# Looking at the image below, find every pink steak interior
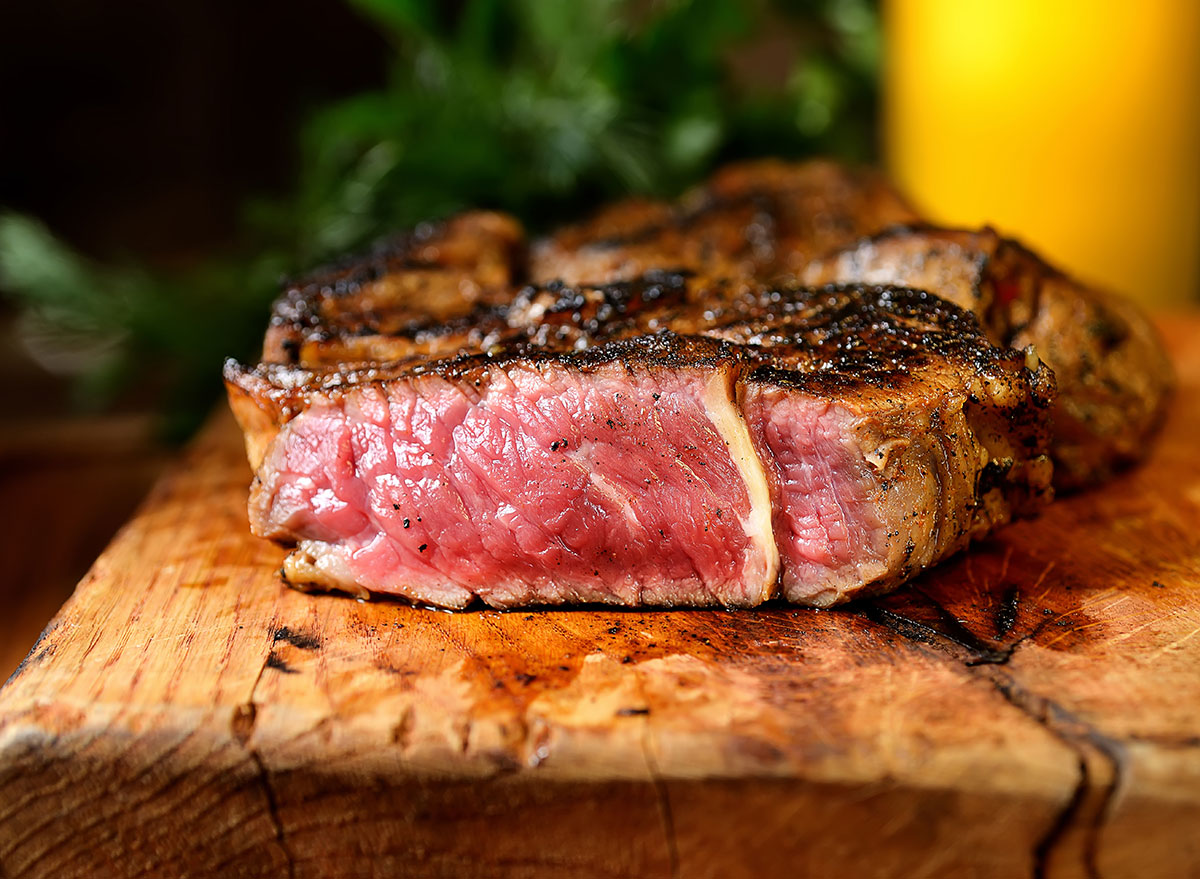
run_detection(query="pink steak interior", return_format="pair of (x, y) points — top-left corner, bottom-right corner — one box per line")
(251, 361), (780, 608)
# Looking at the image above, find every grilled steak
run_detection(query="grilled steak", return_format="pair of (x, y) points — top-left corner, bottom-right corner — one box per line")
(800, 226), (1173, 488)
(227, 280), (1054, 608)
(226, 159), (1164, 608)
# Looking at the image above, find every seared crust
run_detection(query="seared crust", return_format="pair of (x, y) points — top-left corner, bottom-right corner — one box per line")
(531, 158), (920, 285)
(263, 211), (525, 364)
(801, 226), (1173, 488)
(231, 282), (1046, 428)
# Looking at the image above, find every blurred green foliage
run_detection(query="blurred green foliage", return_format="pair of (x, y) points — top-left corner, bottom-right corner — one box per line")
(0, 0), (880, 440)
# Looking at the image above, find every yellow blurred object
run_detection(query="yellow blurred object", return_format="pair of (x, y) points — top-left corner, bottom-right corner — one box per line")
(884, 0), (1200, 305)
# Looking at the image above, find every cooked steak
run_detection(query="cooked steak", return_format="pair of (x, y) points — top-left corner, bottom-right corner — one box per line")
(226, 282), (1054, 608)
(228, 159), (1135, 608)
(800, 226), (1173, 488)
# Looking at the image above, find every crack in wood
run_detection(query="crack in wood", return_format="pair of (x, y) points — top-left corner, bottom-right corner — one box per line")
(1031, 755), (1089, 879)
(859, 596), (1126, 879)
(231, 646), (297, 878)
(994, 586), (1021, 638)
(246, 745), (296, 879)
(987, 675), (1127, 879)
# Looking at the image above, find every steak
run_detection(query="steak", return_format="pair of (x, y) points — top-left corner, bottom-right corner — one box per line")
(225, 159), (1083, 608)
(227, 280), (1054, 608)
(800, 226), (1173, 488)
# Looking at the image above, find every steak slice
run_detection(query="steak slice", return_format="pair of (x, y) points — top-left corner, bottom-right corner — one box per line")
(800, 226), (1173, 488)
(226, 283), (1054, 608)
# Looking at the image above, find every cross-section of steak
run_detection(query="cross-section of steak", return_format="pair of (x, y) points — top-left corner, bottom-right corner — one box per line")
(800, 226), (1173, 488)
(226, 283), (1054, 608)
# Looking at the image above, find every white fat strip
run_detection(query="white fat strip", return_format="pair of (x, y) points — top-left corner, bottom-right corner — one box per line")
(562, 437), (643, 528)
(701, 372), (780, 599)
(587, 469), (643, 528)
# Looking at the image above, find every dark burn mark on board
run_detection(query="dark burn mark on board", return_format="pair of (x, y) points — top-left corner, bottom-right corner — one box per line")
(273, 626), (321, 651)
(860, 595), (1014, 666)
(859, 603), (944, 648)
(994, 586), (1021, 638)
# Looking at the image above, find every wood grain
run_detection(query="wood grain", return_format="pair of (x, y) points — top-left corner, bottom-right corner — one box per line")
(2, 319), (1199, 878)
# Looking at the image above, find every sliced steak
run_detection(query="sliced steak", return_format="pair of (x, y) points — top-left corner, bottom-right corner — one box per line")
(226, 283), (1054, 608)
(800, 226), (1173, 488)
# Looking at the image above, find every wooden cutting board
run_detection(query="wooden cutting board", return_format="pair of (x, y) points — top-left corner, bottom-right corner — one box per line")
(2, 320), (1199, 879)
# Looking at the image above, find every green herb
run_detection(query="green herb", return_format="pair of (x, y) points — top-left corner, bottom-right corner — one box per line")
(0, 0), (880, 440)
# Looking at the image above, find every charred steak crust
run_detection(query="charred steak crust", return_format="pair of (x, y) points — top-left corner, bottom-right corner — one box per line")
(264, 211), (526, 365)
(801, 226), (1173, 488)
(227, 283), (1054, 609)
(531, 158), (921, 286)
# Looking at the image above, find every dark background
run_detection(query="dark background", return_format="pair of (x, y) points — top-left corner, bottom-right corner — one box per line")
(1, 0), (387, 265)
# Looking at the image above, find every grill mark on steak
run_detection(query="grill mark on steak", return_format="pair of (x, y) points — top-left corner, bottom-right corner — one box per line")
(264, 211), (526, 365)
